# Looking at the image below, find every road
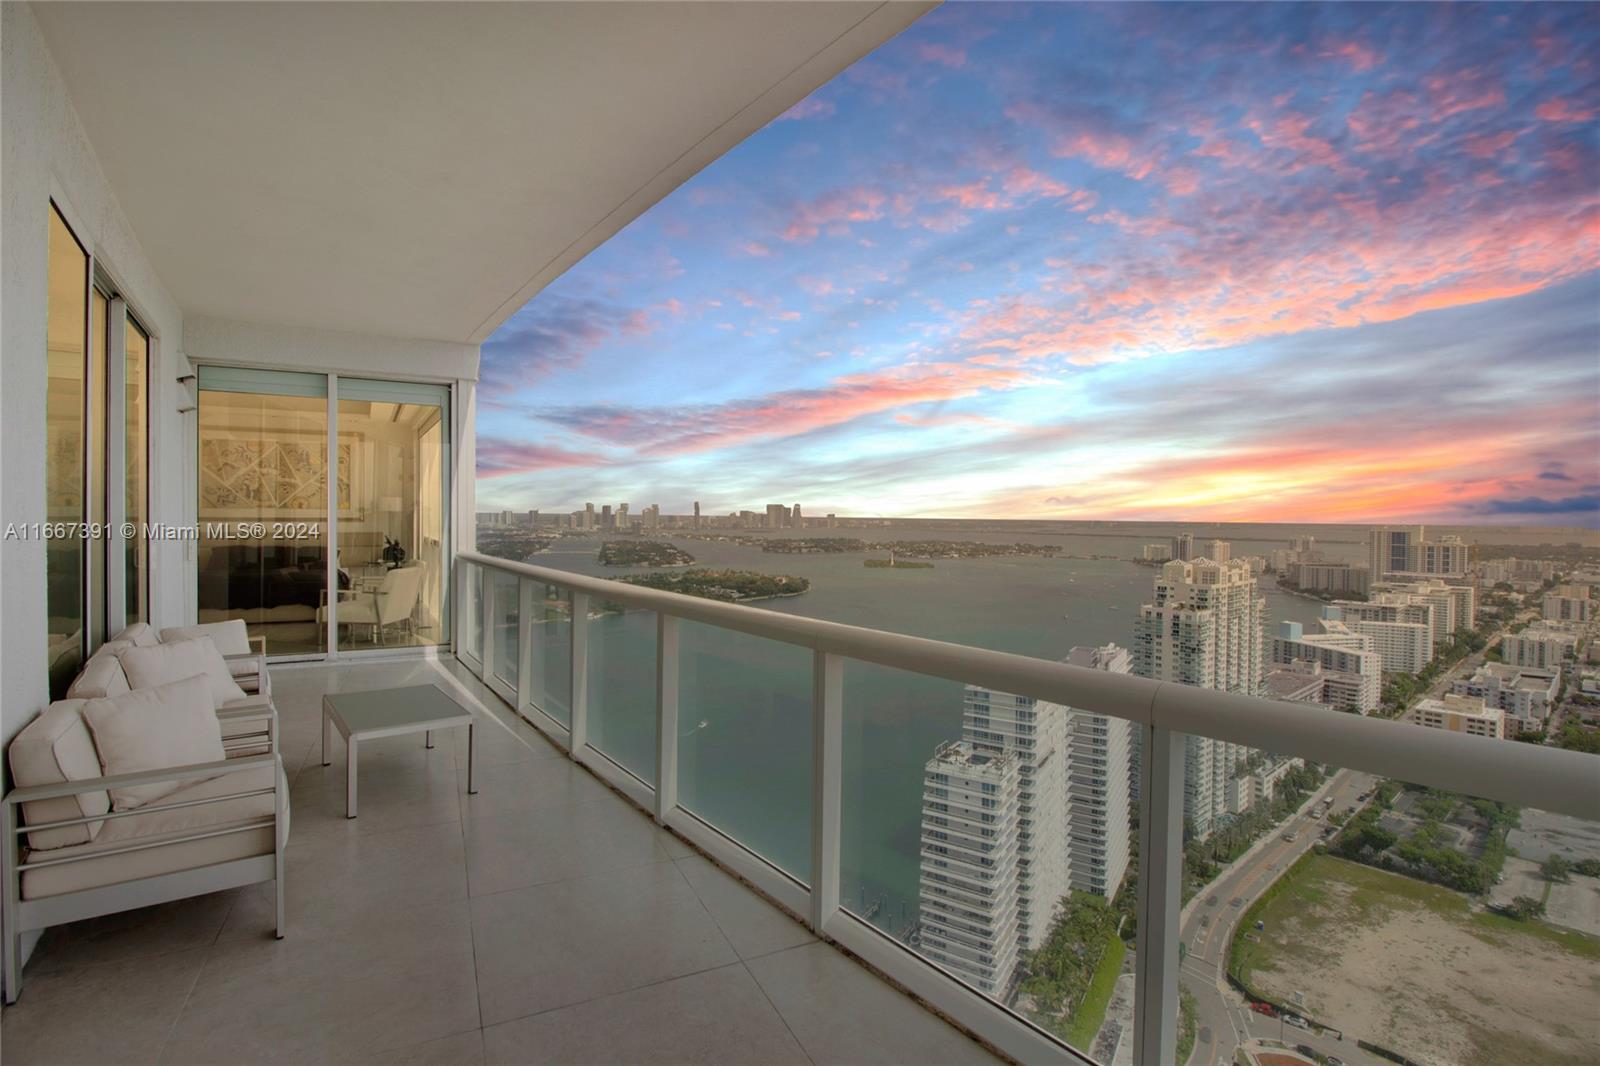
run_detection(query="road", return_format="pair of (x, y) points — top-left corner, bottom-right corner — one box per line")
(1179, 769), (1381, 1066)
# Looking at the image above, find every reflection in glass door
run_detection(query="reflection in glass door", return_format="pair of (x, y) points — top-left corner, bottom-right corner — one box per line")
(333, 380), (450, 652)
(46, 205), (89, 696)
(196, 368), (329, 657)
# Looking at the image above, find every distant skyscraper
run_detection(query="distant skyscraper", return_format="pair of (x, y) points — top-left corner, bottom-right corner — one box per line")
(1202, 538), (1231, 563)
(765, 503), (788, 529)
(918, 742), (1022, 997)
(1132, 558), (1265, 839)
(583, 502), (596, 530)
(792, 503), (803, 528)
(693, 500), (701, 529)
(1172, 532), (1195, 562)
(600, 504), (612, 528)
(1368, 526), (1470, 580)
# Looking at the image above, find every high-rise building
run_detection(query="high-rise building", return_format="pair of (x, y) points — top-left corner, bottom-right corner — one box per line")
(765, 503), (788, 529)
(960, 686), (1068, 950)
(1346, 617), (1432, 674)
(1172, 532), (1195, 562)
(1450, 664), (1558, 735)
(1132, 558), (1264, 839)
(1201, 539), (1231, 563)
(1370, 579), (1476, 643)
(792, 503), (803, 528)
(918, 742), (1022, 998)
(693, 500), (701, 529)
(1544, 592), (1595, 623)
(1287, 562), (1370, 597)
(600, 504), (612, 528)
(583, 502), (596, 530)
(1056, 644), (1135, 899)
(1368, 526), (1470, 580)
(1269, 619), (1381, 712)
(1500, 624), (1580, 669)
(616, 502), (629, 528)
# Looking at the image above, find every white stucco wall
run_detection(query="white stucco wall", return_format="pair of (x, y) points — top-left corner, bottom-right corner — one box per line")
(2, 3), (187, 747)
(184, 316), (479, 384)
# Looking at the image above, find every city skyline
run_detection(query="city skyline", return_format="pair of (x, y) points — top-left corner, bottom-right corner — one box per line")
(475, 3), (1599, 526)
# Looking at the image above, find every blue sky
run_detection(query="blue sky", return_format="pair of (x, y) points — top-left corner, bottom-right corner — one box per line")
(476, 2), (1599, 525)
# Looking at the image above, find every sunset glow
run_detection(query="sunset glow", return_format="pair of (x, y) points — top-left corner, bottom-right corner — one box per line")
(477, 3), (1600, 525)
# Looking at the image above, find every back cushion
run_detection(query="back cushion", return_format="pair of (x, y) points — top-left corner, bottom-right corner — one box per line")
(8, 700), (111, 849)
(66, 646), (132, 700)
(82, 676), (226, 810)
(118, 637), (247, 707)
(160, 620), (252, 657)
(110, 622), (160, 647)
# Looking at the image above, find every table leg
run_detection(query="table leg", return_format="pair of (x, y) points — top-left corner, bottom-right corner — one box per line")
(467, 722), (478, 795)
(425, 729), (433, 749)
(321, 708), (331, 767)
(346, 736), (358, 818)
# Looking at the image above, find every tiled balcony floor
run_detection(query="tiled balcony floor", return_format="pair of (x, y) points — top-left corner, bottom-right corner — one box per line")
(2, 658), (1001, 1065)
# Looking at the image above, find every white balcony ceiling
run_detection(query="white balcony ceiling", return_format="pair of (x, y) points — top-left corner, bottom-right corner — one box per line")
(32, 1), (931, 344)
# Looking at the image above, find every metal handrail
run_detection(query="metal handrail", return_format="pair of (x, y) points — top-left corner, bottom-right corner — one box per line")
(460, 550), (1599, 821)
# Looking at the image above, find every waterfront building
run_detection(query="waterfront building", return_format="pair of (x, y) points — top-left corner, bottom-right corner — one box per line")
(1142, 543), (1172, 562)
(766, 503), (789, 529)
(793, 503), (803, 528)
(692, 500), (701, 529)
(1414, 694), (1506, 739)
(1201, 539), (1231, 563)
(1056, 644), (1135, 900)
(1500, 624), (1581, 669)
(917, 742), (1023, 998)
(1368, 526), (1471, 580)
(1132, 558), (1265, 839)
(1172, 533), (1195, 562)
(1268, 619), (1380, 712)
(960, 686), (1068, 950)
(1371, 578), (1476, 641)
(1287, 561), (1371, 597)
(1451, 664), (1559, 735)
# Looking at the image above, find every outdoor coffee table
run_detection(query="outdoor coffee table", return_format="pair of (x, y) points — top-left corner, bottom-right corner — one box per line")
(321, 684), (477, 818)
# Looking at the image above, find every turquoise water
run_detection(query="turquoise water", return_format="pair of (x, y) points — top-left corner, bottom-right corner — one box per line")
(524, 528), (1336, 937)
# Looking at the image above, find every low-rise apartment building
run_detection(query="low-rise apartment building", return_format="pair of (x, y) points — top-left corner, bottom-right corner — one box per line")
(1414, 694), (1506, 739)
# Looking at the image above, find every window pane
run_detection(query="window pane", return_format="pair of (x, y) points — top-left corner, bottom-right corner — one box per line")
(88, 287), (108, 646)
(491, 570), (519, 690)
(125, 316), (149, 622)
(586, 599), (657, 785)
(46, 205), (87, 697)
(334, 395), (448, 651)
(1226, 774), (1599, 1066)
(527, 582), (572, 725)
(843, 661), (1141, 1059)
(197, 383), (328, 656)
(677, 623), (812, 882)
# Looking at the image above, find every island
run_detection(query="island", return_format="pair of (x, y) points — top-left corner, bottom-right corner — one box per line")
(865, 558), (934, 569)
(618, 568), (809, 602)
(598, 540), (695, 567)
(763, 537), (1058, 559)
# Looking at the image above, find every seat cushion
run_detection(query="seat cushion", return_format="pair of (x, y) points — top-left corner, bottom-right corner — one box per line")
(65, 645), (133, 700)
(160, 620), (253, 657)
(110, 622), (161, 647)
(81, 676), (227, 810)
(118, 637), (248, 708)
(20, 761), (287, 900)
(7, 701), (111, 850)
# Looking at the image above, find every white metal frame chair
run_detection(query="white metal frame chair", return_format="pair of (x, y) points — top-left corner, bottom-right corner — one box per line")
(3, 748), (288, 1004)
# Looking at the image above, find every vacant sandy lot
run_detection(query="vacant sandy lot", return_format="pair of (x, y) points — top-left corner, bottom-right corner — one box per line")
(1237, 855), (1600, 1066)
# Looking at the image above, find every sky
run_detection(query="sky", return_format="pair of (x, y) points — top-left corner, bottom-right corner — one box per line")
(475, 2), (1600, 526)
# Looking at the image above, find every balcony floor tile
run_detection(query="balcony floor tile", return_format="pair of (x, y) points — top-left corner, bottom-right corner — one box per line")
(3, 659), (997, 1065)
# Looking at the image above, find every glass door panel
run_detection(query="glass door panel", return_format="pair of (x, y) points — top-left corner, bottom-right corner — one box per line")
(46, 205), (88, 697)
(124, 317), (149, 622)
(333, 380), (450, 652)
(196, 368), (329, 657)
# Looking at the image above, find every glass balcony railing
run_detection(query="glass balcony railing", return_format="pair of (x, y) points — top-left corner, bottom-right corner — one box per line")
(456, 551), (1600, 1066)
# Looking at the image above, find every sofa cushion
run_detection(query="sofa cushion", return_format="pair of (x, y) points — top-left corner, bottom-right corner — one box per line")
(82, 676), (227, 810)
(110, 622), (160, 647)
(7, 700), (111, 850)
(118, 637), (248, 708)
(21, 760), (287, 900)
(160, 620), (253, 657)
(65, 646), (132, 700)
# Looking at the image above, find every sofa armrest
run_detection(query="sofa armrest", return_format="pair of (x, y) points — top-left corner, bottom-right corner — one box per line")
(4, 753), (276, 807)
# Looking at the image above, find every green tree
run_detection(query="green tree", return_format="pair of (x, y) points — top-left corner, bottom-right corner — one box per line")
(1542, 854), (1572, 883)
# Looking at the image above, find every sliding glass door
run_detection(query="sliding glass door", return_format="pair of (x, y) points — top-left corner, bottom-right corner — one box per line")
(334, 379), (450, 652)
(197, 368), (330, 657)
(46, 205), (89, 697)
(196, 368), (450, 659)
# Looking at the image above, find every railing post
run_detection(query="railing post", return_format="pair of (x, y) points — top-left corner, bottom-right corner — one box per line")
(810, 650), (843, 933)
(654, 613), (679, 824)
(1134, 723), (1184, 1066)
(516, 578), (534, 714)
(570, 591), (590, 752)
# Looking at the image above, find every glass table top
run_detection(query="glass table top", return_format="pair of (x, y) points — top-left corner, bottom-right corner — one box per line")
(323, 684), (474, 734)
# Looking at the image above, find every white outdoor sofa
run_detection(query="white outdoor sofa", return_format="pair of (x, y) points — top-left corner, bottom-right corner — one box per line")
(2, 627), (289, 1004)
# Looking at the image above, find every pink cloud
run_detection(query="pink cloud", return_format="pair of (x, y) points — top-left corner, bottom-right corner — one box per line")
(781, 186), (888, 242)
(1536, 96), (1596, 123)
(742, 241), (772, 257)
(476, 439), (604, 478)
(916, 42), (967, 69)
